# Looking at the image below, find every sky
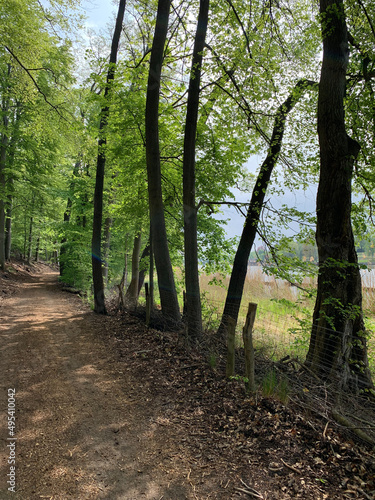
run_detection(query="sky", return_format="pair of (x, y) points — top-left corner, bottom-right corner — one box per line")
(79, 0), (318, 243)
(81, 0), (116, 30)
(213, 155), (317, 241)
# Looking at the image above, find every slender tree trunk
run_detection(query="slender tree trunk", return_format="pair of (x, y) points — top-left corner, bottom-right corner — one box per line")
(145, 0), (180, 322)
(149, 223), (154, 308)
(27, 216), (33, 264)
(183, 0), (210, 340)
(23, 213), (27, 260)
(60, 200), (72, 277)
(53, 246), (58, 266)
(5, 184), (13, 261)
(5, 199), (12, 261)
(138, 241), (150, 295)
(35, 236), (40, 262)
(305, 0), (372, 391)
(60, 159), (80, 277)
(0, 117), (9, 271)
(125, 232), (142, 308)
(0, 148), (7, 270)
(218, 80), (318, 336)
(103, 216), (112, 284)
(91, 0), (126, 314)
(0, 66), (11, 271)
(4, 102), (20, 263)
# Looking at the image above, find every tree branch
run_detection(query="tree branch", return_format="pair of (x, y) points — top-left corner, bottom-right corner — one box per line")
(4, 46), (67, 120)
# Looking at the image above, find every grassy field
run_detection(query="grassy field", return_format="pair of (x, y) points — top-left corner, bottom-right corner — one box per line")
(135, 265), (375, 376)
(200, 266), (375, 375)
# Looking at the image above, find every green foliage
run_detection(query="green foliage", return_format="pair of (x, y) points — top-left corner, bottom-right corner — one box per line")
(262, 369), (289, 404)
(201, 291), (221, 331)
(208, 352), (218, 369)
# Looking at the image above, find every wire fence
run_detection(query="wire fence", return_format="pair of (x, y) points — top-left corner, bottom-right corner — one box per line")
(136, 277), (375, 444)
(204, 294), (375, 380)
(202, 295), (375, 447)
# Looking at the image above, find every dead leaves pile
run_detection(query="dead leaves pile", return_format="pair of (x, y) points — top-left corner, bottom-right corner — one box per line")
(106, 309), (375, 499)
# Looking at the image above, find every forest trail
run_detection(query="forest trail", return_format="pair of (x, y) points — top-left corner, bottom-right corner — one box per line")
(0, 270), (191, 499)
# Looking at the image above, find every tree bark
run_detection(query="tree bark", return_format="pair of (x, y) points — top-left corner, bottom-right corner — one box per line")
(35, 236), (40, 262)
(0, 65), (11, 270)
(91, 0), (126, 314)
(5, 182), (13, 261)
(183, 0), (210, 340)
(145, 0), (180, 322)
(125, 231), (142, 308)
(60, 159), (80, 277)
(27, 216), (33, 264)
(305, 0), (372, 391)
(4, 102), (20, 262)
(0, 111), (9, 271)
(138, 241), (150, 295)
(0, 138), (7, 270)
(103, 216), (112, 284)
(218, 79), (317, 336)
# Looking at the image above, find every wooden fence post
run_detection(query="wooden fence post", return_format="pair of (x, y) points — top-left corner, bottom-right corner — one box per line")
(226, 317), (236, 378)
(243, 302), (257, 393)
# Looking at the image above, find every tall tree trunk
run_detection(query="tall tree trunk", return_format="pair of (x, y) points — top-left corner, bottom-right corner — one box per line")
(5, 179), (13, 261)
(305, 0), (372, 391)
(60, 159), (80, 277)
(35, 236), (40, 262)
(145, 0), (180, 322)
(0, 65), (11, 271)
(0, 141), (7, 270)
(183, 0), (210, 340)
(0, 115), (9, 271)
(4, 102), (20, 263)
(125, 231), (142, 308)
(91, 0), (126, 314)
(218, 80), (318, 336)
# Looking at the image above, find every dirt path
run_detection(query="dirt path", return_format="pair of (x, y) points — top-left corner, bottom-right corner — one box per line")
(0, 271), (191, 499)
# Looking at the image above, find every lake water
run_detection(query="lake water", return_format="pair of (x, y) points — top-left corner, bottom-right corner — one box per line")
(247, 264), (375, 289)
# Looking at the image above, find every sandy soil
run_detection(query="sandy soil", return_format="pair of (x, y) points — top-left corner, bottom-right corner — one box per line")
(0, 270), (192, 499)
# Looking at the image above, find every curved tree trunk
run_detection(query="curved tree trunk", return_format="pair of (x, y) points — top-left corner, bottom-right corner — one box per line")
(218, 79), (318, 336)
(145, 0), (180, 322)
(91, 0), (126, 314)
(183, 0), (210, 341)
(305, 0), (372, 392)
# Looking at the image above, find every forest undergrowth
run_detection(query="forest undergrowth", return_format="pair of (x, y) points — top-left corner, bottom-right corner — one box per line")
(105, 264), (375, 498)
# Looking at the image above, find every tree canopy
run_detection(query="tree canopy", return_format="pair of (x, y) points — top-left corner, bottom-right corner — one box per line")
(1, 0), (375, 391)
